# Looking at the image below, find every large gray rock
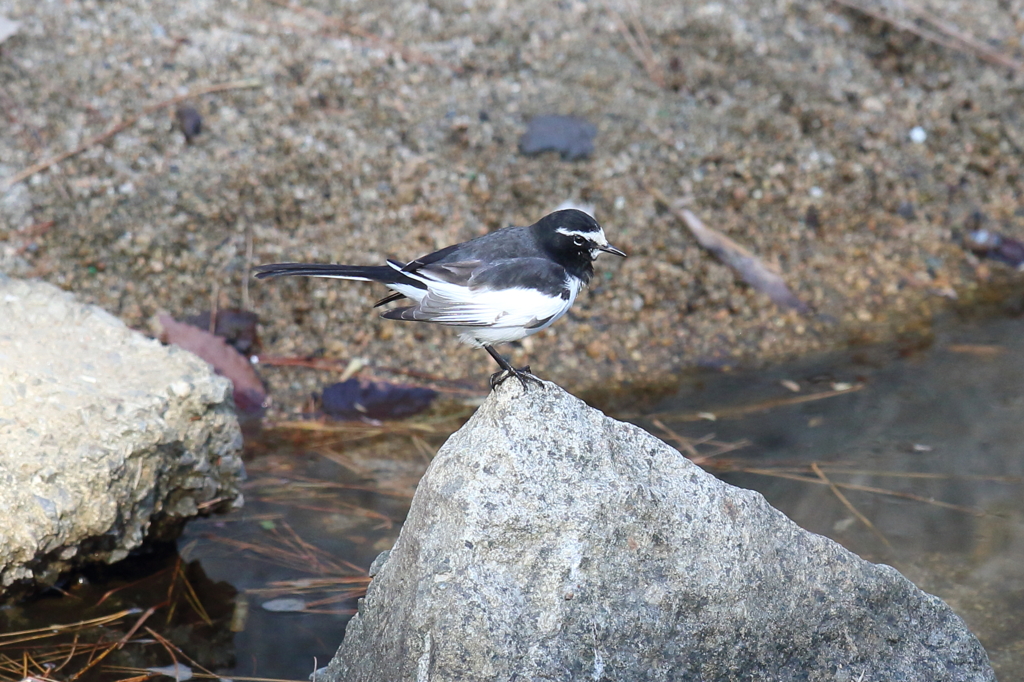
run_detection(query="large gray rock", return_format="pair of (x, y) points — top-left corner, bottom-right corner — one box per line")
(324, 381), (993, 681)
(0, 276), (244, 593)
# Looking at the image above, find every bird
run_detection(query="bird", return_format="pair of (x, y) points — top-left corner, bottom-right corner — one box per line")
(253, 209), (626, 389)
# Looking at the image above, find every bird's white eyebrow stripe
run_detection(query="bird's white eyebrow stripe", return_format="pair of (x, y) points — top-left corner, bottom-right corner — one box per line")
(555, 226), (608, 243)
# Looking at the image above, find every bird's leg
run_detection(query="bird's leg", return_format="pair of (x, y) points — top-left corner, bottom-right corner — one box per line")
(483, 345), (541, 390)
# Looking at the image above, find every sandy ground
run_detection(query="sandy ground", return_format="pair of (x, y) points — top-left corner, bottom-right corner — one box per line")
(3, 0), (1024, 411)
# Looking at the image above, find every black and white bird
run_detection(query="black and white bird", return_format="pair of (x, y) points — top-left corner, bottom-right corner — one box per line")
(254, 209), (626, 388)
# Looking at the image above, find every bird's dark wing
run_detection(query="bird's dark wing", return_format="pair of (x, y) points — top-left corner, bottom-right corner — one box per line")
(400, 225), (537, 274)
(400, 242), (464, 272)
(466, 258), (572, 299)
(412, 260), (483, 286)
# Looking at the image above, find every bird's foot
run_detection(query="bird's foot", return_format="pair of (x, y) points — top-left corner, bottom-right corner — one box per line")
(489, 365), (542, 391)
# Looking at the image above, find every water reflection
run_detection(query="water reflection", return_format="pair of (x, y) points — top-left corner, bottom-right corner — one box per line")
(0, 547), (237, 682)
(179, 442), (418, 680)
(641, 315), (1024, 678)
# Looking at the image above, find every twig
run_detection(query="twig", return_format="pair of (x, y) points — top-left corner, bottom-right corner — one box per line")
(605, 2), (665, 87)
(832, 0), (1024, 72)
(650, 418), (701, 458)
(243, 224), (254, 311)
(0, 610), (136, 642)
(3, 80), (262, 190)
(649, 419), (751, 464)
(67, 639), (120, 682)
(945, 343), (1005, 357)
(811, 462), (892, 549)
(117, 607), (160, 651)
(797, 468), (1021, 483)
(95, 568), (172, 607)
(646, 384), (864, 421)
(209, 281), (220, 335)
(737, 467), (988, 516)
(53, 633), (81, 673)
(650, 187), (811, 313)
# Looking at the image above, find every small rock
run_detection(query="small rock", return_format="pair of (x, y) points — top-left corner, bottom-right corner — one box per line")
(804, 205), (820, 230)
(175, 105), (203, 143)
(519, 115), (597, 161)
(0, 276), (244, 595)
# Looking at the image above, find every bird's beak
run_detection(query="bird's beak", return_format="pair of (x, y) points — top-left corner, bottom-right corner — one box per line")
(598, 243), (627, 257)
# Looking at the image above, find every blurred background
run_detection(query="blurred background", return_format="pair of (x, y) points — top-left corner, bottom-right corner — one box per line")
(2, 0), (1024, 679)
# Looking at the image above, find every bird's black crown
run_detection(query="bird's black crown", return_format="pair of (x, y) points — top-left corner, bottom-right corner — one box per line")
(532, 209), (606, 284)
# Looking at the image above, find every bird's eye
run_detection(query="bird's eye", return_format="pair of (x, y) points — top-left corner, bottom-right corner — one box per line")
(573, 236), (586, 246)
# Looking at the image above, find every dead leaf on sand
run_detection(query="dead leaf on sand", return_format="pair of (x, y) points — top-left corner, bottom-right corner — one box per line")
(154, 312), (267, 415)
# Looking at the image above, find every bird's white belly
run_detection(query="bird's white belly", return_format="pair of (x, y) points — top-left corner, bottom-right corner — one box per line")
(454, 278), (581, 347)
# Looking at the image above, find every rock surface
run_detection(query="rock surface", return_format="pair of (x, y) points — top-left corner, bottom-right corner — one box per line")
(0, 276), (244, 593)
(323, 381), (994, 682)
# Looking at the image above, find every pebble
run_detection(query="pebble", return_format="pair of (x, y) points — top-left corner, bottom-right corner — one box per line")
(518, 115), (597, 161)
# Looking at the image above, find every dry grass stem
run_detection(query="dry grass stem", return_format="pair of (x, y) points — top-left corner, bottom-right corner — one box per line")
(791, 468), (1021, 483)
(646, 384), (864, 422)
(247, 576), (371, 597)
(731, 465), (989, 517)
(811, 462), (892, 549)
(605, 1), (665, 87)
(649, 419), (751, 465)
(116, 607), (159, 651)
(832, 0), (1024, 72)
(66, 639), (120, 682)
(203, 522), (368, 576)
(263, 409), (470, 445)
(0, 611), (137, 648)
(256, 496), (396, 529)
(945, 343), (1006, 357)
(249, 474), (415, 498)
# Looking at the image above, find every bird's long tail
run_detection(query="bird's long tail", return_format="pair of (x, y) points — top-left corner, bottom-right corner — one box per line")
(253, 262), (417, 285)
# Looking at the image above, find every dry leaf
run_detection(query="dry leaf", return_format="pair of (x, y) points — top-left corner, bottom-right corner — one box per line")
(155, 312), (267, 415)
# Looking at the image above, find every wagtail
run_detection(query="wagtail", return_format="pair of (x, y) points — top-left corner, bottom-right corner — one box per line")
(254, 209), (626, 388)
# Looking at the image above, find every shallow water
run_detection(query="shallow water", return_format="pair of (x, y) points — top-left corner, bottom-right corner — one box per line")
(179, 447), (412, 680)
(4, 314), (1022, 681)
(641, 314), (1024, 678)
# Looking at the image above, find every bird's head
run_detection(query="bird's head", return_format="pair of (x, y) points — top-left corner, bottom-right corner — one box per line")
(534, 209), (626, 266)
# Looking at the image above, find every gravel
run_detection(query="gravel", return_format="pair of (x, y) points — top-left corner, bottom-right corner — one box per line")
(2, 0), (1023, 412)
